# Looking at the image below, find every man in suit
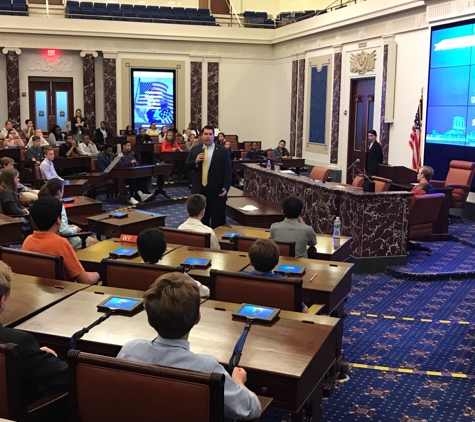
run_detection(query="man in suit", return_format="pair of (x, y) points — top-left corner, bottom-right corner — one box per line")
(185, 125), (232, 228)
(0, 261), (68, 405)
(365, 129), (383, 177)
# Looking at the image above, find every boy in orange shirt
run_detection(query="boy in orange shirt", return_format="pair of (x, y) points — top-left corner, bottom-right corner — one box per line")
(22, 196), (100, 284)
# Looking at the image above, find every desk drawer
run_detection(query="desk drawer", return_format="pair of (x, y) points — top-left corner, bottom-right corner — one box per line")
(247, 376), (296, 409)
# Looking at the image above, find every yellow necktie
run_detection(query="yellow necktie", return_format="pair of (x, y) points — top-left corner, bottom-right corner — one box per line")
(202, 147), (208, 187)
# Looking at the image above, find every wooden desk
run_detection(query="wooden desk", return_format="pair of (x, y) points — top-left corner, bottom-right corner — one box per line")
(16, 287), (340, 421)
(160, 151), (188, 162)
(271, 157), (305, 174)
(75, 238), (181, 273)
(227, 187), (251, 198)
(62, 196), (103, 217)
(226, 197), (284, 228)
(0, 214), (22, 245)
(0, 147), (23, 161)
(158, 247), (251, 285)
(87, 210), (166, 239)
(244, 257), (353, 317)
(63, 179), (89, 197)
(110, 163), (172, 203)
(54, 156), (91, 170)
(0, 274), (87, 328)
(66, 172), (109, 193)
(214, 225), (352, 261)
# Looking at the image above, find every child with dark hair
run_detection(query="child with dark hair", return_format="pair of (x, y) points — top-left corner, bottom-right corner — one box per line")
(117, 272), (260, 420)
(23, 196), (100, 284)
(270, 196), (316, 258)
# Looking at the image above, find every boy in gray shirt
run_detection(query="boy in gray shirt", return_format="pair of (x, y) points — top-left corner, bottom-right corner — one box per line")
(270, 196), (316, 258)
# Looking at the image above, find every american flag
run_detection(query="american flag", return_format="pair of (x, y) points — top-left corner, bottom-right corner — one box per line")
(409, 97), (423, 170)
(135, 80), (174, 123)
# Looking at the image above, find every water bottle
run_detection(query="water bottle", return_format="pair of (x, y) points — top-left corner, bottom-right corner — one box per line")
(266, 160), (272, 171)
(333, 217), (341, 239)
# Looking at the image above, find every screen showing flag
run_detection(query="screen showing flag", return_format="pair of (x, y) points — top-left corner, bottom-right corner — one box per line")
(131, 69), (176, 133)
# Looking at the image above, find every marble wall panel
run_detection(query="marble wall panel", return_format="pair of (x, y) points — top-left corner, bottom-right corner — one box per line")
(190, 61), (202, 130)
(379, 44), (389, 163)
(296, 58), (305, 158)
(243, 164), (410, 257)
(83, 54), (96, 132)
(103, 58), (117, 135)
(290, 60), (298, 156)
(6, 52), (20, 128)
(207, 62), (219, 126)
(330, 52), (342, 164)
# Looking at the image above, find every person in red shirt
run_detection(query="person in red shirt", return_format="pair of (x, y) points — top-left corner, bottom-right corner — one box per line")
(161, 130), (185, 180)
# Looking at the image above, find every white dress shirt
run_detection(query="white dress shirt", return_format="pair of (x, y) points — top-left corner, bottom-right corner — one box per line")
(40, 159), (63, 180)
(78, 142), (99, 156)
(178, 217), (221, 250)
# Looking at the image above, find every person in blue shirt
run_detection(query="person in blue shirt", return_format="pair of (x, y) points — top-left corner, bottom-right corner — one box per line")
(96, 144), (114, 172)
(246, 238), (309, 313)
(273, 139), (290, 159)
(117, 272), (261, 421)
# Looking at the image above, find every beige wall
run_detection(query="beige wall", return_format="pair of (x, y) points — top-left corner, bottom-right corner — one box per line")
(119, 57), (186, 132)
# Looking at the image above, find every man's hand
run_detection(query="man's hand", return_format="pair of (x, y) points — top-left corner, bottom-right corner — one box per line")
(218, 188), (227, 197)
(232, 367), (247, 385)
(40, 346), (57, 357)
(70, 224), (82, 232)
(195, 152), (205, 164)
(131, 159), (137, 164)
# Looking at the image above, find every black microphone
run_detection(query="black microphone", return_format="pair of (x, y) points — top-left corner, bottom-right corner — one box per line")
(347, 158), (360, 171)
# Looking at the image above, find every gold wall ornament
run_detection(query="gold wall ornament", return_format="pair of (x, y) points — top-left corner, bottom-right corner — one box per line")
(350, 50), (377, 75)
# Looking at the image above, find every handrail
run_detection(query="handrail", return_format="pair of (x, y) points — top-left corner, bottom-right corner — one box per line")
(226, 0), (242, 27)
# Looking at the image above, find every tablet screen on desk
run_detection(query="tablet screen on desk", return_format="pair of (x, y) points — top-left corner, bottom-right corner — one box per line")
(275, 265), (305, 275)
(62, 197), (75, 204)
(222, 232), (243, 239)
(180, 258), (211, 267)
(97, 296), (142, 313)
(110, 248), (139, 258)
(232, 304), (280, 322)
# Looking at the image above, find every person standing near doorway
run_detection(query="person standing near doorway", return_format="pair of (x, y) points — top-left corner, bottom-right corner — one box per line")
(365, 129), (383, 177)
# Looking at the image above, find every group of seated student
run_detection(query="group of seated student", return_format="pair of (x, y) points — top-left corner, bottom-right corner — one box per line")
(0, 260), (69, 408)
(270, 196), (317, 258)
(0, 157), (39, 202)
(3, 127), (25, 147)
(22, 196), (100, 284)
(40, 147), (64, 181)
(244, 238), (309, 313)
(117, 271), (261, 420)
(177, 194), (221, 249)
(38, 178), (99, 249)
(117, 140), (152, 204)
(273, 139), (290, 159)
(137, 227), (210, 297)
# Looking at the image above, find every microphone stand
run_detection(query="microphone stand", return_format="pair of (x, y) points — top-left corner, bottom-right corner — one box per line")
(353, 165), (375, 193)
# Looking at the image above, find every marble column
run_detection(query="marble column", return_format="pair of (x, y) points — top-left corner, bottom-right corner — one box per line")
(290, 60), (298, 155)
(81, 51), (98, 133)
(190, 61), (202, 130)
(2, 48), (21, 128)
(330, 48), (342, 164)
(379, 44), (390, 163)
(103, 55), (117, 135)
(296, 58), (305, 158)
(207, 62), (219, 126)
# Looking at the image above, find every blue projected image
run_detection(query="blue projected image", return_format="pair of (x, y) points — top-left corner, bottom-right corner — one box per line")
(426, 22), (475, 147)
(102, 297), (140, 310)
(132, 69), (176, 133)
(238, 305), (274, 319)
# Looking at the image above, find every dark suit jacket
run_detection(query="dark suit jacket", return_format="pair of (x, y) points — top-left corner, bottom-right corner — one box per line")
(365, 141), (383, 175)
(0, 324), (68, 404)
(185, 143), (232, 201)
(94, 128), (111, 144)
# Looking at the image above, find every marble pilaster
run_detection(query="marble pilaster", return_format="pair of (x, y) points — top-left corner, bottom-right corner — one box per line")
(379, 44), (389, 163)
(190, 61), (202, 130)
(330, 50), (342, 164)
(3, 49), (21, 128)
(103, 57), (117, 135)
(81, 51), (97, 132)
(207, 62), (219, 126)
(290, 60), (298, 155)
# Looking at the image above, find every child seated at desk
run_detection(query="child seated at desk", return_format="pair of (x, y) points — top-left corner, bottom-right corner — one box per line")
(245, 238), (309, 313)
(137, 227), (209, 297)
(178, 194), (220, 250)
(1, 157), (39, 202)
(40, 147), (64, 181)
(117, 272), (261, 421)
(270, 196), (316, 258)
(38, 178), (98, 250)
(23, 196), (100, 285)
(0, 260), (69, 405)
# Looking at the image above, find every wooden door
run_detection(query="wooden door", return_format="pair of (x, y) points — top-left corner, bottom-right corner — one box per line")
(210, 0), (229, 14)
(28, 77), (74, 132)
(346, 77), (375, 183)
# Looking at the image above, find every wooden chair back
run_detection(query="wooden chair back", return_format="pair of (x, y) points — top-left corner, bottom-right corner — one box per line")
(210, 269), (303, 311)
(68, 349), (225, 422)
(160, 227), (211, 248)
(309, 166), (331, 181)
(90, 158), (99, 171)
(100, 259), (185, 290)
(0, 343), (24, 421)
(233, 236), (295, 257)
(408, 193), (445, 238)
(351, 175), (365, 188)
(243, 141), (261, 151)
(0, 246), (64, 280)
(371, 176), (392, 192)
(126, 136), (136, 147)
(225, 135), (238, 143)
